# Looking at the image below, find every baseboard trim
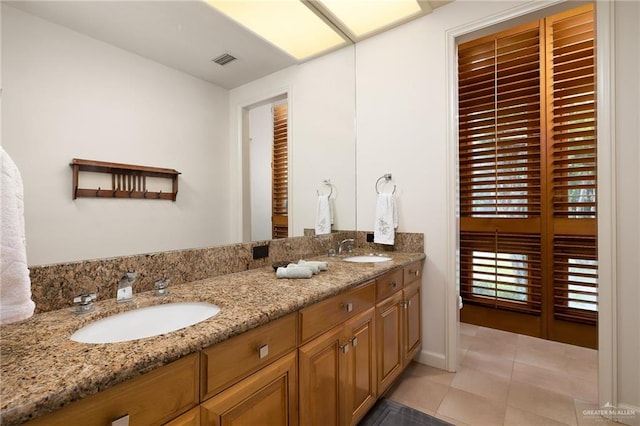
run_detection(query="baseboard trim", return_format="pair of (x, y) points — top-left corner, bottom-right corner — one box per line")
(415, 349), (446, 370)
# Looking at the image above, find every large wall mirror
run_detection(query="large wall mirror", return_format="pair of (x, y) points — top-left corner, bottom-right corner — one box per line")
(2, 1), (356, 264)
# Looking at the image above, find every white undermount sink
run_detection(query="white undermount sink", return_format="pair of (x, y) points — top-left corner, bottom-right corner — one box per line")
(343, 255), (392, 263)
(70, 302), (220, 344)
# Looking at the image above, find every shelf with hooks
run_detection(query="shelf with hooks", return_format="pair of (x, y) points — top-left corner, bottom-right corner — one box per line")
(70, 159), (181, 201)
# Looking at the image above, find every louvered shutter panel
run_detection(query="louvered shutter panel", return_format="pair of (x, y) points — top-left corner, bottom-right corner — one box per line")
(553, 235), (597, 324)
(546, 5), (597, 325)
(272, 104), (288, 239)
(458, 22), (542, 218)
(460, 232), (542, 314)
(458, 22), (543, 314)
(547, 6), (596, 218)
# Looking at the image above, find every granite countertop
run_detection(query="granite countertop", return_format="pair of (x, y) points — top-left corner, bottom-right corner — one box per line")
(0, 251), (425, 425)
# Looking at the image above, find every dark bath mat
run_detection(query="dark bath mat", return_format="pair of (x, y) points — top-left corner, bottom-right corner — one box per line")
(358, 398), (454, 426)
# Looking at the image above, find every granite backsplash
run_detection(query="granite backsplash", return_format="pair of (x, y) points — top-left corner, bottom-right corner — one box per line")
(28, 231), (423, 313)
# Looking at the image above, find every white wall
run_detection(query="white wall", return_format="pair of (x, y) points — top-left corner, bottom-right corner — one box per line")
(1, 5), (231, 266)
(229, 46), (356, 240)
(249, 103), (272, 241)
(614, 0), (640, 416)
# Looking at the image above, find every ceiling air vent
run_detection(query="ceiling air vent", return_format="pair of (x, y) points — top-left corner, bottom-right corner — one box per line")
(212, 53), (237, 66)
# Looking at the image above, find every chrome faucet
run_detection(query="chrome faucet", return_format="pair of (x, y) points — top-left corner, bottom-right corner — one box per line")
(117, 272), (137, 303)
(73, 293), (97, 315)
(154, 278), (169, 297)
(338, 238), (355, 255)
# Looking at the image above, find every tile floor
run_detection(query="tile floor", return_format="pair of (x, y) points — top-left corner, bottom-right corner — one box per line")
(386, 323), (613, 426)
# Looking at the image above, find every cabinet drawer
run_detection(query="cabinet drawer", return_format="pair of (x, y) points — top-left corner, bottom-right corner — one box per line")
(403, 260), (424, 286)
(28, 353), (199, 426)
(201, 351), (298, 426)
(300, 283), (375, 343)
(201, 313), (297, 400)
(375, 269), (404, 302)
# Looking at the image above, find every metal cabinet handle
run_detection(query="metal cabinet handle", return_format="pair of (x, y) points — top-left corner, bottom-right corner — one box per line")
(343, 302), (353, 313)
(112, 414), (129, 426)
(350, 337), (358, 347)
(258, 344), (269, 359)
(340, 343), (350, 354)
(389, 281), (397, 288)
(409, 269), (420, 277)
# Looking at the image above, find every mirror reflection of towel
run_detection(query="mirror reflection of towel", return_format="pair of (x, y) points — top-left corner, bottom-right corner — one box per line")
(374, 193), (399, 245)
(315, 194), (332, 235)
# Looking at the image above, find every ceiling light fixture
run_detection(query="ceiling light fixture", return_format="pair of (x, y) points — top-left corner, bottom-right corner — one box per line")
(316, 0), (426, 39)
(204, 0), (431, 61)
(205, 0), (349, 60)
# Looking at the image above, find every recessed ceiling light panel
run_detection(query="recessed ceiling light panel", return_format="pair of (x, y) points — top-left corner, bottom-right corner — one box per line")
(205, 0), (348, 60)
(318, 0), (423, 38)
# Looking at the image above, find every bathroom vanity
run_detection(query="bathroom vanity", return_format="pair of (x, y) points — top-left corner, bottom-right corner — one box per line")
(0, 253), (424, 426)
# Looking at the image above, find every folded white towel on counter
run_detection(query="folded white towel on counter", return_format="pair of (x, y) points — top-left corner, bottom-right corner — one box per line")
(276, 266), (313, 279)
(315, 194), (333, 235)
(288, 263), (319, 275)
(373, 193), (399, 245)
(1, 147), (36, 325)
(298, 260), (329, 271)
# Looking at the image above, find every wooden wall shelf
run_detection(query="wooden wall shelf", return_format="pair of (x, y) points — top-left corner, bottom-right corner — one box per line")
(70, 159), (180, 201)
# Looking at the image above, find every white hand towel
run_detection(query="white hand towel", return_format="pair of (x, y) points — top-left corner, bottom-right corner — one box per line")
(288, 263), (319, 275)
(1, 148), (36, 324)
(276, 266), (313, 279)
(298, 260), (329, 271)
(315, 194), (333, 235)
(373, 193), (399, 245)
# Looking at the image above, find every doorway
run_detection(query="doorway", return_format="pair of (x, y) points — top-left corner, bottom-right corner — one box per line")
(456, 4), (598, 349)
(445, 0), (615, 410)
(242, 94), (289, 242)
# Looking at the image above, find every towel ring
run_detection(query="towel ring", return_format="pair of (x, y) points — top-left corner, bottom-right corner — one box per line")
(317, 180), (333, 198)
(375, 174), (396, 195)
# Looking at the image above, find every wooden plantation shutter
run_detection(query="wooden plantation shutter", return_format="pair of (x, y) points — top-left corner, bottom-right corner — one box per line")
(458, 21), (543, 316)
(458, 22), (542, 219)
(546, 5), (597, 328)
(460, 232), (542, 314)
(272, 103), (288, 239)
(458, 4), (597, 347)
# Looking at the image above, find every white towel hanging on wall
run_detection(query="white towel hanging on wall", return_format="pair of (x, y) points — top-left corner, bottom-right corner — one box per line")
(315, 194), (333, 235)
(1, 147), (36, 324)
(374, 193), (399, 245)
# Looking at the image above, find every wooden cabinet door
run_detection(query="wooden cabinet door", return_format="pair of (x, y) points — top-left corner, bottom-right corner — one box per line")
(376, 291), (404, 395)
(298, 325), (346, 426)
(403, 281), (422, 366)
(344, 308), (376, 426)
(200, 352), (298, 426)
